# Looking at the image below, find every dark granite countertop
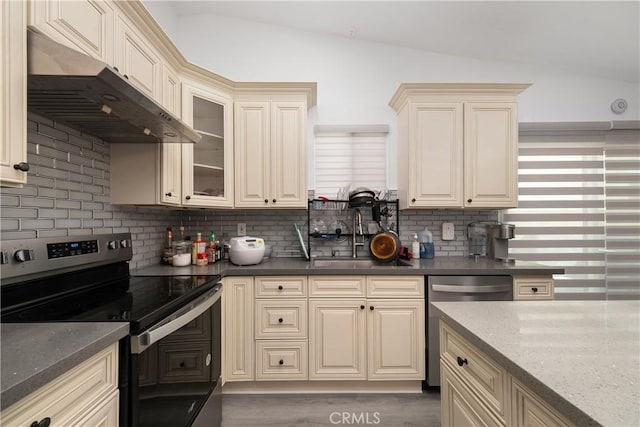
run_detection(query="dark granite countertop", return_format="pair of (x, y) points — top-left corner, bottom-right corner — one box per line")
(132, 256), (564, 277)
(1, 322), (129, 409)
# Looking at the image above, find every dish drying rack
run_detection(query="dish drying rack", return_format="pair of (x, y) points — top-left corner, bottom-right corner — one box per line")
(301, 198), (399, 259)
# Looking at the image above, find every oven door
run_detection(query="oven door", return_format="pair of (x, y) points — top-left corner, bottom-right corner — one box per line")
(129, 284), (222, 427)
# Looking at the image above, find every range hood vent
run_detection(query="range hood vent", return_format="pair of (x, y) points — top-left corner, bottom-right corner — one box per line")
(27, 31), (200, 144)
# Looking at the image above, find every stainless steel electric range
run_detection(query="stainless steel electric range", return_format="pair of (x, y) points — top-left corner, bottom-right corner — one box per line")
(1, 233), (222, 427)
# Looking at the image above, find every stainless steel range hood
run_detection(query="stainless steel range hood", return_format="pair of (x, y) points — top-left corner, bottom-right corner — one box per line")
(27, 31), (200, 144)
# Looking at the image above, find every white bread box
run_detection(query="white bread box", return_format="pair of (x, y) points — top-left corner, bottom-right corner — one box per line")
(229, 236), (265, 265)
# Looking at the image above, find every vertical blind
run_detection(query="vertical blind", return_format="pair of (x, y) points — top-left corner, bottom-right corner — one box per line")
(504, 127), (639, 300)
(314, 126), (388, 199)
(604, 130), (640, 299)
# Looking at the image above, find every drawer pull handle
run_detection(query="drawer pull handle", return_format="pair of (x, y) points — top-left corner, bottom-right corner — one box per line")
(278, 318), (283, 323)
(360, 305), (365, 310)
(411, 198), (416, 203)
(278, 285), (284, 290)
(264, 199), (269, 203)
(279, 359), (284, 365)
(457, 356), (468, 367)
(165, 192), (172, 197)
(13, 162), (30, 172)
(273, 199), (277, 203)
(532, 287), (538, 293)
(369, 305), (374, 311)
(467, 198), (472, 203)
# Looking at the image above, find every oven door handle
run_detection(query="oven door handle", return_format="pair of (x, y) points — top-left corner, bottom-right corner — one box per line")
(431, 283), (511, 293)
(131, 284), (222, 354)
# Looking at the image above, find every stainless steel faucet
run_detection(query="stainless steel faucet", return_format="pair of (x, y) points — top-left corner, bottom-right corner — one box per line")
(352, 208), (365, 258)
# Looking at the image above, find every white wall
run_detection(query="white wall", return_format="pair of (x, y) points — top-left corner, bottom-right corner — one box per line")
(143, 4), (639, 187)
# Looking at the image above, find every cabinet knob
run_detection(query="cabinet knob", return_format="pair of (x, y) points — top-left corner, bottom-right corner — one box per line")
(185, 195), (191, 200)
(179, 361), (185, 368)
(411, 198), (416, 203)
(279, 359), (284, 365)
(165, 192), (172, 197)
(360, 305), (365, 310)
(123, 74), (129, 80)
(13, 162), (29, 172)
(456, 356), (468, 367)
(272, 199), (277, 203)
(532, 287), (538, 293)
(369, 305), (374, 311)
(30, 418), (51, 427)
(278, 318), (283, 323)
(264, 199), (269, 204)
(467, 198), (472, 203)
(278, 285), (284, 290)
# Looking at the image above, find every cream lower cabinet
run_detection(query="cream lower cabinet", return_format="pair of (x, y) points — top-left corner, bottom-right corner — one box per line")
(234, 89), (314, 209)
(1, 0), (28, 188)
(308, 276), (425, 381)
(1, 343), (119, 427)
(255, 276), (308, 380)
(223, 276), (255, 381)
(390, 84), (530, 209)
(440, 321), (574, 427)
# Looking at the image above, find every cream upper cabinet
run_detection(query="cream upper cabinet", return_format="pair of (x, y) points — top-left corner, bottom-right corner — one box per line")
(390, 83), (530, 209)
(234, 86), (316, 209)
(223, 276), (254, 382)
(114, 13), (161, 101)
(181, 79), (234, 208)
(1, 0), (28, 187)
(28, 0), (115, 63)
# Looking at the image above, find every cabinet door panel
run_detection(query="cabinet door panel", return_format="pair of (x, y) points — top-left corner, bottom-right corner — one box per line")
(234, 101), (270, 207)
(28, 0), (114, 62)
(368, 300), (425, 379)
(464, 102), (518, 208)
(115, 15), (161, 100)
(1, 0), (27, 187)
(223, 277), (254, 381)
(160, 143), (182, 205)
(271, 101), (307, 208)
(410, 103), (463, 207)
(309, 299), (366, 380)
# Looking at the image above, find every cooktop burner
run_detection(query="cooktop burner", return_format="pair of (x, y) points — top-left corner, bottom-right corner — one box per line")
(1, 274), (219, 334)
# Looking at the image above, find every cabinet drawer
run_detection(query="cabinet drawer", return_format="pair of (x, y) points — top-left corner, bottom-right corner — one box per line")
(255, 341), (308, 380)
(512, 378), (573, 427)
(440, 322), (508, 420)
(71, 389), (119, 427)
(158, 341), (212, 383)
(256, 276), (307, 297)
(513, 276), (554, 300)
(255, 299), (307, 339)
(367, 275), (424, 298)
(441, 363), (504, 427)
(309, 276), (366, 297)
(1, 343), (118, 426)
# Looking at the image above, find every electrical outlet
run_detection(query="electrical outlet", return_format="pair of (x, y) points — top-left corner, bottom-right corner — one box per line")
(441, 222), (455, 241)
(237, 223), (246, 236)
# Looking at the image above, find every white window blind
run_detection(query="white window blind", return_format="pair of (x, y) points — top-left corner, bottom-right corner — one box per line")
(604, 130), (640, 299)
(314, 125), (388, 199)
(503, 136), (607, 300)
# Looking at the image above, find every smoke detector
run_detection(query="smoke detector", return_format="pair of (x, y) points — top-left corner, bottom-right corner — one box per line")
(611, 98), (628, 114)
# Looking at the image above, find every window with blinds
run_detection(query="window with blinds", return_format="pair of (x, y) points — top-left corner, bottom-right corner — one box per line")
(503, 127), (639, 300)
(604, 130), (640, 299)
(314, 125), (389, 199)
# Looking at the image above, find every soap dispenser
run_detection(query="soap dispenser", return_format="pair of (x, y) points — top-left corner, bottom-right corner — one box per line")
(412, 233), (420, 259)
(419, 227), (435, 259)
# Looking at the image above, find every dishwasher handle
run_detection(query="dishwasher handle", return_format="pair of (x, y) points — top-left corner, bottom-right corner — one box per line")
(431, 283), (511, 294)
(131, 284), (221, 354)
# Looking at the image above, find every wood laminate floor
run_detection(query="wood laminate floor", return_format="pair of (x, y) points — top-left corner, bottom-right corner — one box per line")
(220, 391), (441, 427)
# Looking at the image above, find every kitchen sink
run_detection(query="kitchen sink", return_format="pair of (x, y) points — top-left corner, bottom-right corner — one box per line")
(312, 257), (414, 268)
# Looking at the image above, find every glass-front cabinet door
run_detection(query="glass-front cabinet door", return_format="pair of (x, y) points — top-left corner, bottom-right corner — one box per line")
(181, 81), (234, 207)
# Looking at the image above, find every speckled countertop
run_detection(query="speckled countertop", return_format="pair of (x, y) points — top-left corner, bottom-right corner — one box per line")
(1, 322), (129, 409)
(132, 256), (563, 277)
(431, 301), (640, 427)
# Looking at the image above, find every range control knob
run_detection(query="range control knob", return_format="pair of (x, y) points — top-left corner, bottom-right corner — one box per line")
(14, 249), (35, 263)
(120, 239), (131, 248)
(107, 241), (120, 250)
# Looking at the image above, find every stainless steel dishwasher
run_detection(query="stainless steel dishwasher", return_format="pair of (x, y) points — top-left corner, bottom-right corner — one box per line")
(426, 275), (513, 386)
